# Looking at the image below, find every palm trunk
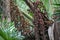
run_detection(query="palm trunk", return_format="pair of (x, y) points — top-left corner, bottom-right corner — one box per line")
(5, 0), (11, 22)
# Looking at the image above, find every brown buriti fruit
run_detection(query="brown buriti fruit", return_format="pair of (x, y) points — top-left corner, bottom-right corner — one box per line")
(24, 0), (53, 40)
(10, 0), (30, 35)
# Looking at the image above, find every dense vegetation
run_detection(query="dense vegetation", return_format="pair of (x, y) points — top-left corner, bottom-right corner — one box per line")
(0, 0), (60, 40)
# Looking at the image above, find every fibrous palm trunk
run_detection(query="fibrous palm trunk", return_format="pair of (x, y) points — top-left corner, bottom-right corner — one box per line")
(1, 0), (11, 22)
(53, 6), (60, 40)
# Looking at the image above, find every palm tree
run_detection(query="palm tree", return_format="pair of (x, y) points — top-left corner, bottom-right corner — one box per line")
(0, 0), (60, 40)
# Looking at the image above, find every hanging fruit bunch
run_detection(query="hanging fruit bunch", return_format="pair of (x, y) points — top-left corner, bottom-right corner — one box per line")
(10, 0), (31, 36)
(24, 0), (53, 40)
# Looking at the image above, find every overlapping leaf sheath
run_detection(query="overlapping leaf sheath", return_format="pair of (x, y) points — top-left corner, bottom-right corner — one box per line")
(24, 0), (53, 40)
